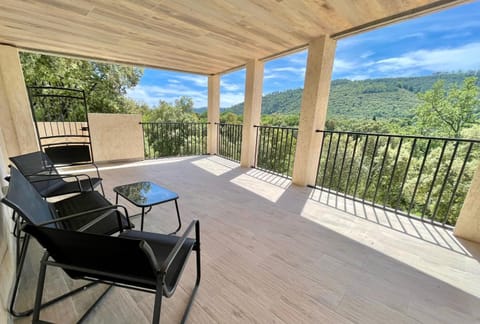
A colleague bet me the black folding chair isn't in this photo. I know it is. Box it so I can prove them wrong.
[1,167,132,317]
[24,219,200,324]
[9,150,104,198]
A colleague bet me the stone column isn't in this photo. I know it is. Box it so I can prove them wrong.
[240,59,264,167]
[454,162,480,243]
[207,74,220,154]
[292,36,336,186]
[0,45,38,160]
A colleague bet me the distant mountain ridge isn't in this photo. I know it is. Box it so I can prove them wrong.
[222,72,480,119]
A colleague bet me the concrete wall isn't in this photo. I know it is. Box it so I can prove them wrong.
[88,113,144,163]
[0,45,38,159]
[0,130,15,324]
[454,163,480,243]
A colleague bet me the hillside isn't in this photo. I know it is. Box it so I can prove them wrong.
[225,72,480,119]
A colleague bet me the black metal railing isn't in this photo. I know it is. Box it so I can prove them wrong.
[217,123,243,162]
[141,122,208,159]
[254,125,298,178]
[315,130,480,227]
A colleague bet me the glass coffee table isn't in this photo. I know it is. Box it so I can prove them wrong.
[114,181,182,233]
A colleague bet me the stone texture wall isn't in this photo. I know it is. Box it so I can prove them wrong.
[88,113,144,163]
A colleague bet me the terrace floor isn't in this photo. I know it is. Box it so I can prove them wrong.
[13,155,480,323]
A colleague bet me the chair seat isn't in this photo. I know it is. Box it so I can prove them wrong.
[39,177,102,197]
[54,191,131,234]
[120,230,196,292]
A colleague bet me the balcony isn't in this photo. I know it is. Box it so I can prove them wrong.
[12,155,480,323]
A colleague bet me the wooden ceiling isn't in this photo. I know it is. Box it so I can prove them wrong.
[0,0,468,75]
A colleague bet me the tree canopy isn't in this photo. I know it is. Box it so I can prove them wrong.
[415,77,479,137]
[20,52,143,114]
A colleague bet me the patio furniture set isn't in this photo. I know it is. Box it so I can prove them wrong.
[1,150,200,323]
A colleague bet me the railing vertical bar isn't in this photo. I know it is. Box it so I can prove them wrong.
[277,129,286,174]
[345,135,359,195]
[337,134,350,194]
[353,135,369,199]
[407,139,431,216]
[363,135,380,201]
[320,132,333,191]
[274,128,281,172]
[253,126,259,167]
[421,140,448,221]
[432,141,459,223]
[373,136,391,205]
[443,142,474,225]
[314,131,326,187]
[265,127,272,170]
[221,124,225,157]
[286,129,294,177]
[384,138,403,208]
[395,138,417,212]
[328,133,342,191]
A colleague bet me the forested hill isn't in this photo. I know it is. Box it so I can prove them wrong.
[225,72,480,119]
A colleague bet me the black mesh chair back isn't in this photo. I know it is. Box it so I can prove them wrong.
[23,220,201,323]
[45,144,92,166]
[10,150,104,198]
[23,225,157,287]
[2,167,57,228]
[1,166,131,317]
[9,151,63,196]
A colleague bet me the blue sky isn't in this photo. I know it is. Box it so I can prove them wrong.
[127,1,480,109]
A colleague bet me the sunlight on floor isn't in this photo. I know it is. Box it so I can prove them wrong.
[191,156,238,176]
[301,190,480,298]
[230,170,290,203]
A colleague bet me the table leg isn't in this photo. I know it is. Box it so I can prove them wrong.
[141,207,145,232]
[172,199,182,234]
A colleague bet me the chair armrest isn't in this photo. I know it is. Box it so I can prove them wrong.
[29,173,97,191]
[36,204,131,232]
[158,220,199,275]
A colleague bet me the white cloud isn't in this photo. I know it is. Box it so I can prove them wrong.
[376,42,480,73]
[126,84,208,108]
[220,92,245,107]
[221,80,241,91]
[271,66,306,75]
[333,58,356,73]
[175,75,208,87]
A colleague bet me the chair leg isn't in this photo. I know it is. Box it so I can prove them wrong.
[32,253,49,323]
[10,234,98,317]
[76,285,113,323]
[181,222,201,324]
[10,234,31,316]
[171,199,182,235]
[152,281,163,324]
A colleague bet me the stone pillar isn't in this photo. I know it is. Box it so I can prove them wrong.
[292,36,336,186]
[454,162,480,243]
[240,59,264,167]
[0,45,38,158]
[207,75,220,154]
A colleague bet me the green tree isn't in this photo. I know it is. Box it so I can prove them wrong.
[415,77,479,137]
[20,53,143,113]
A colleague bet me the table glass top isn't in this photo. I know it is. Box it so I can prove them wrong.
[113,181,178,207]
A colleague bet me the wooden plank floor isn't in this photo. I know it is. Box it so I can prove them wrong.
[12,155,480,323]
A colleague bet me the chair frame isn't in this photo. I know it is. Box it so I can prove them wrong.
[9,150,105,198]
[9,205,131,317]
[2,167,131,317]
[29,220,201,324]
